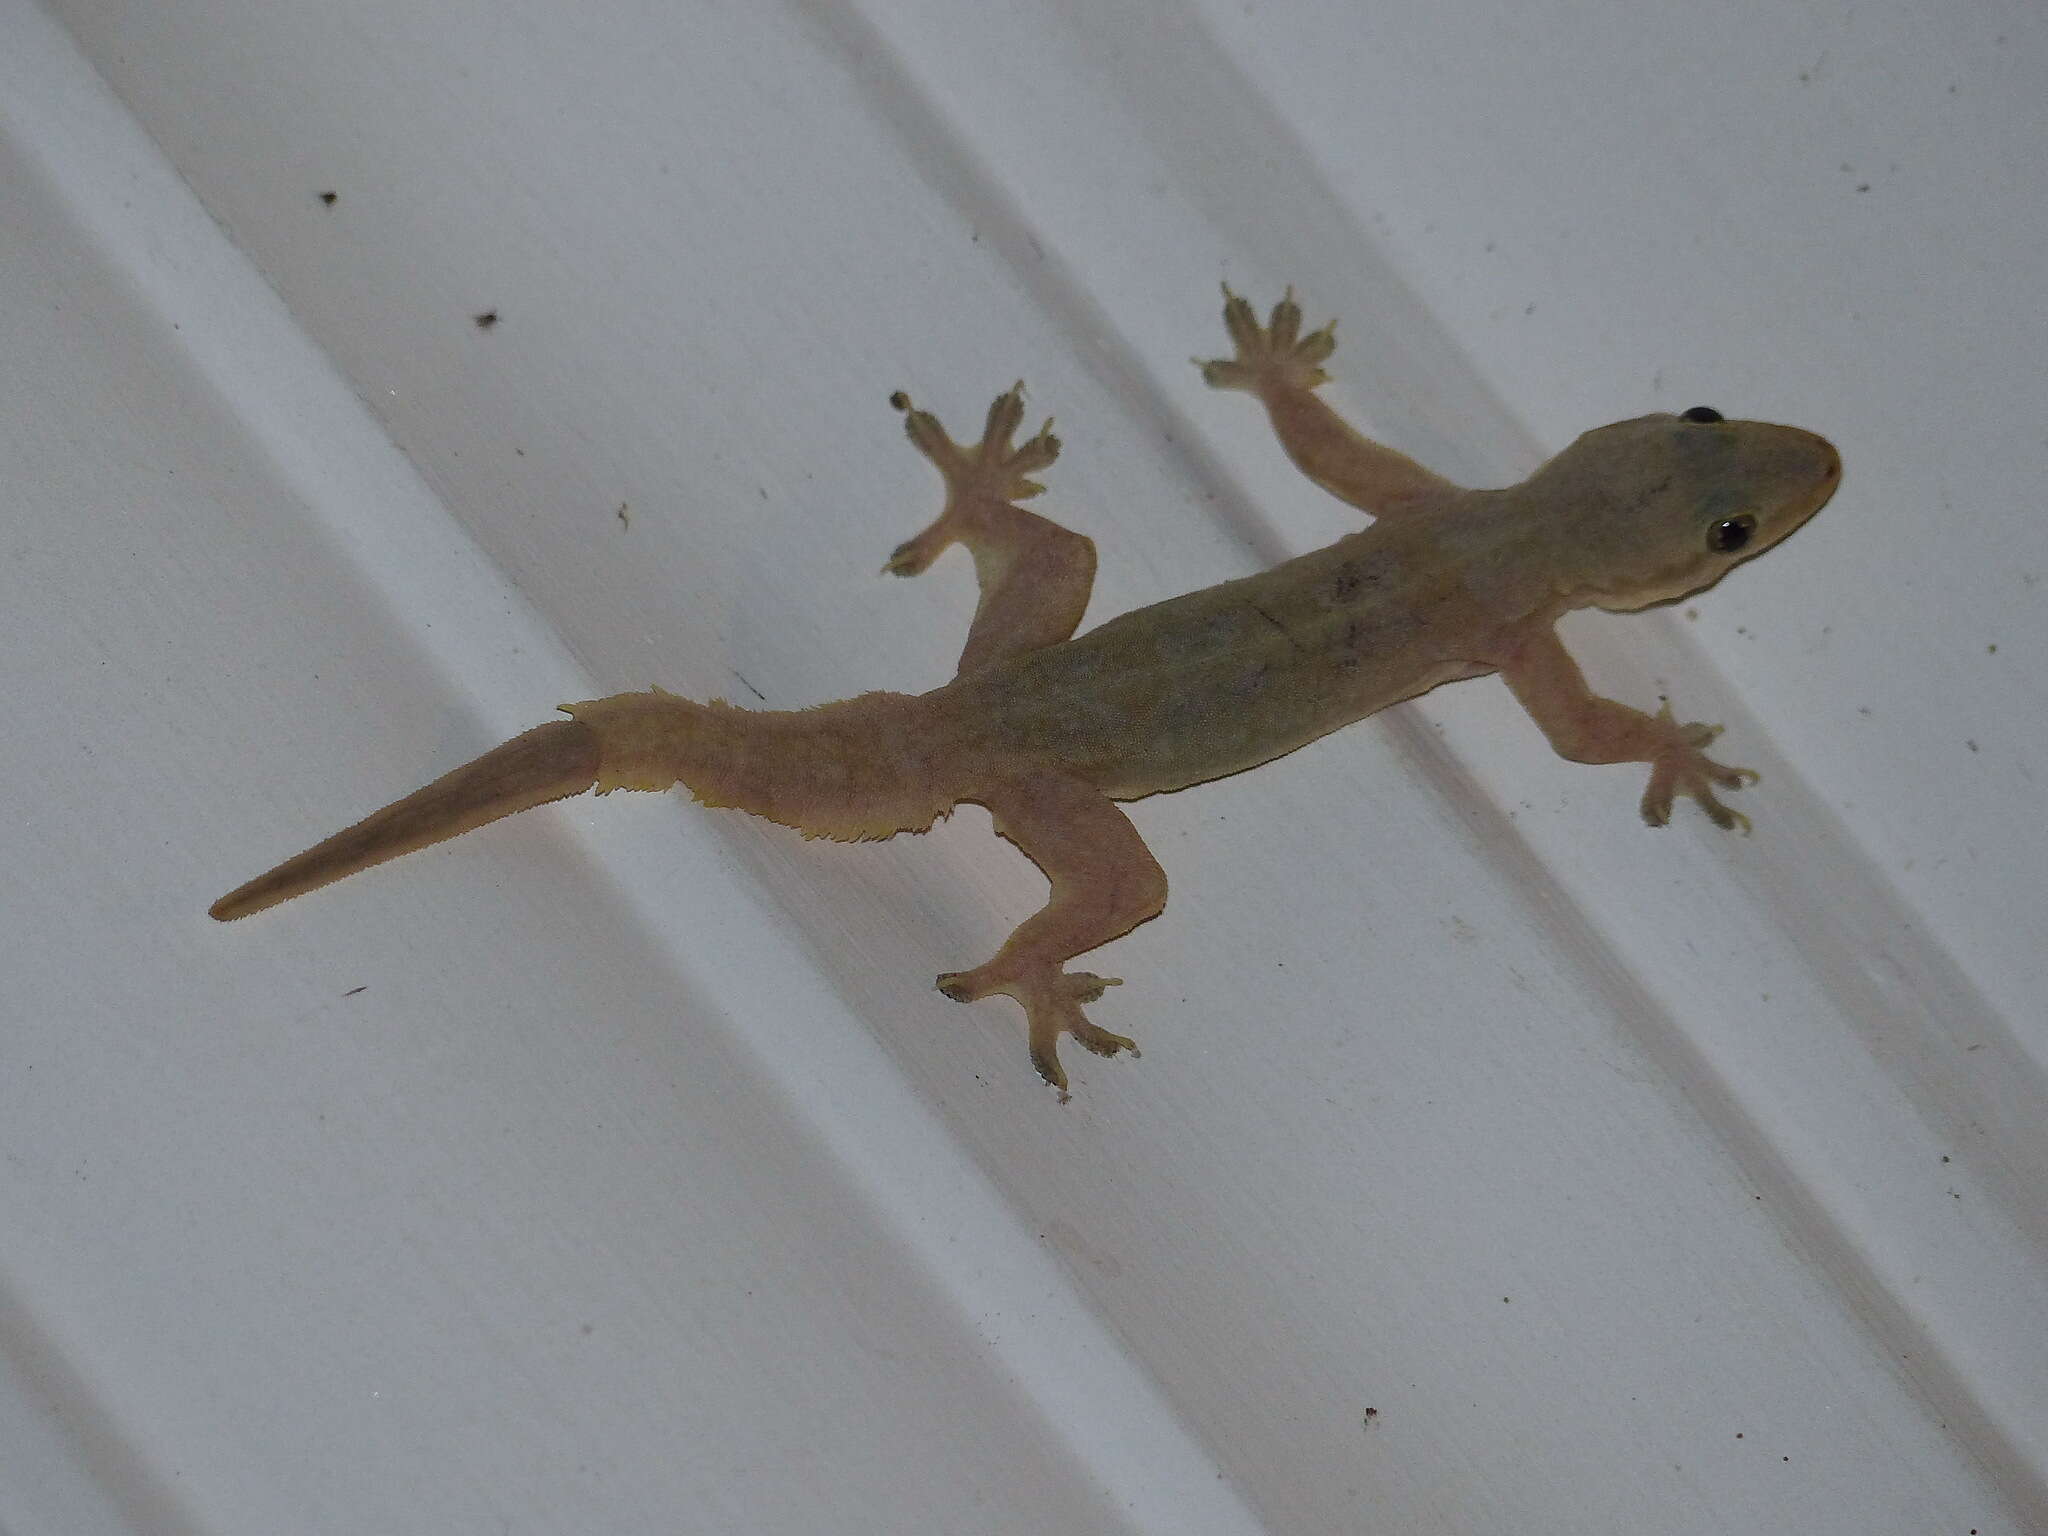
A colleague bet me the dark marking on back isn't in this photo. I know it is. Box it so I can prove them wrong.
[1249,603,1306,655]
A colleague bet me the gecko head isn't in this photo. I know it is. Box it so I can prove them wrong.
[1542,409,1841,611]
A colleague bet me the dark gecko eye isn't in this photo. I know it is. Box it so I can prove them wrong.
[1707,513,1756,553]
[1681,406,1724,423]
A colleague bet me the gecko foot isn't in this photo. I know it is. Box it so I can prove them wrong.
[937,963,1137,1099]
[1639,706,1759,833]
[1197,285,1337,395]
[885,383,1061,576]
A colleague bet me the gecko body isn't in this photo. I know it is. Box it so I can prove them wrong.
[213,292,1840,1092]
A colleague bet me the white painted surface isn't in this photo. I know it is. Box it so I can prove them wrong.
[3,0,2042,1531]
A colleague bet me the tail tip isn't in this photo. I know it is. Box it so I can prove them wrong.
[208,886,263,922]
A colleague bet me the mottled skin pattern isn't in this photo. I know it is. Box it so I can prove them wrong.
[213,290,1841,1095]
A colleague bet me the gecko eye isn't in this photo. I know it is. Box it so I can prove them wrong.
[1681,406,1724,424]
[1707,513,1756,553]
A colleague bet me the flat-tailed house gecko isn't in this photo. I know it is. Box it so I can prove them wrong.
[213,290,1840,1093]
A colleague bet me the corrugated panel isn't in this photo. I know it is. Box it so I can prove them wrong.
[3,0,2041,1530]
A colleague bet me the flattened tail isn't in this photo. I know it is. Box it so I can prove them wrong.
[208,719,601,921]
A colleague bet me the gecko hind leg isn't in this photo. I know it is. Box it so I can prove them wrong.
[885,384,1098,678]
[939,772,1168,1098]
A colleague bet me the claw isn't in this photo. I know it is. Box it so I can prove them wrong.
[888,383,1066,580]
[982,383,1026,452]
[937,966,1136,1096]
[1199,285,1336,394]
[1640,706,1757,832]
[1269,291,1301,350]
[1221,286,1261,353]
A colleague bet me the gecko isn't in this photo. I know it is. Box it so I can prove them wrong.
[212,289,1840,1094]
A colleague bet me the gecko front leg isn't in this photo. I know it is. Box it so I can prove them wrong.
[1494,625,1759,832]
[1199,286,1461,519]
[940,772,1168,1097]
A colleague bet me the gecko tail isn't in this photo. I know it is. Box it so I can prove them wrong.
[212,687,948,922]
[208,719,602,922]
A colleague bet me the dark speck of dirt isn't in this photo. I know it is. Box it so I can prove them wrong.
[474,310,499,329]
